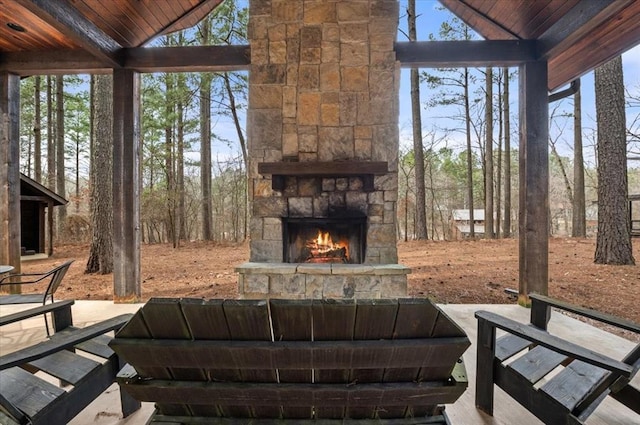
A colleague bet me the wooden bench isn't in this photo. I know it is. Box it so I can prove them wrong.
[475,294,640,425]
[0,260,74,336]
[110,298,470,424]
[0,307,141,424]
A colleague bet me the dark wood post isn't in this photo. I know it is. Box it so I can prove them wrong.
[475,315,496,415]
[112,69,141,302]
[518,60,549,304]
[47,200,54,256]
[0,72,22,280]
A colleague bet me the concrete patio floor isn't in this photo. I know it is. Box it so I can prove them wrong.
[1,301,638,425]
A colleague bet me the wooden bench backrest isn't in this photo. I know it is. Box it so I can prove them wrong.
[111,298,470,420]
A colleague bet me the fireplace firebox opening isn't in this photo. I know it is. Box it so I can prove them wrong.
[283,217,366,264]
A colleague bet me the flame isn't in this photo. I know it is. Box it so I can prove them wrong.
[306,230,349,261]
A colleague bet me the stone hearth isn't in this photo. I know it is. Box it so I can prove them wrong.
[238,0,409,299]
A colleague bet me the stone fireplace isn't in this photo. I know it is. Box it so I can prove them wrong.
[237,0,409,299]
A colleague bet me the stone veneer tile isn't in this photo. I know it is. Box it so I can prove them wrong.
[249,240,282,262]
[330,264,374,275]
[296,263,333,274]
[289,197,313,217]
[245,274,269,294]
[324,276,348,298]
[283,274,306,295]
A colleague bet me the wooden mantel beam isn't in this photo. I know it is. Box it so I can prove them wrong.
[14,0,123,68]
[395,40,537,68]
[0,45,251,76]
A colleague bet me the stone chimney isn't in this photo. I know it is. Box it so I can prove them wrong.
[238,0,409,299]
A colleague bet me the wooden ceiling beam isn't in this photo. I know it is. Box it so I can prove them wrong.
[14,0,124,68]
[0,50,108,75]
[395,40,536,68]
[124,45,250,73]
[0,45,250,75]
[538,0,637,60]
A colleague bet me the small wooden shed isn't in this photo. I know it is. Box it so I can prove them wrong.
[631,194,640,237]
[20,173,67,256]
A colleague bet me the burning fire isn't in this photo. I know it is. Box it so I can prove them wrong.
[306,230,349,262]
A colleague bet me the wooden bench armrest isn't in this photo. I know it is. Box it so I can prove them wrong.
[529,294,640,333]
[0,313,133,371]
[0,300,75,327]
[475,310,634,378]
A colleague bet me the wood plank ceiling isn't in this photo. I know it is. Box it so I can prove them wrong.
[0,0,639,90]
[0,0,223,51]
[439,0,640,90]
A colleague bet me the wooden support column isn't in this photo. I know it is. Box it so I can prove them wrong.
[0,72,21,280]
[518,60,549,304]
[112,69,141,302]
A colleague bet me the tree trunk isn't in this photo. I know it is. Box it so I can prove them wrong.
[484,67,494,238]
[594,56,635,265]
[496,69,503,238]
[47,76,55,190]
[86,75,113,274]
[56,76,67,234]
[200,74,213,240]
[200,17,213,241]
[223,73,248,240]
[34,76,42,183]
[177,73,186,241]
[408,0,427,239]
[164,74,177,247]
[464,68,475,237]
[503,67,511,238]
[572,84,587,237]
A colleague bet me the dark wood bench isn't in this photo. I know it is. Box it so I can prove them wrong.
[475,294,640,425]
[0,307,141,424]
[0,260,74,336]
[110,298,470,424]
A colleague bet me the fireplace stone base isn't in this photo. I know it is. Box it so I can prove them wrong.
[236,263,409,299]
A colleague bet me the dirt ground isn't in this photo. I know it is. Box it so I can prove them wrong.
[15,237,640,326]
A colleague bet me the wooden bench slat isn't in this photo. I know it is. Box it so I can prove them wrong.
[495,333,532,362]
[119,379,466,407]
[0,314,132,370]
[530,294,640,333]
[223,299,278,418]
[26,349,101,385]
[540,360,611,411]
[0,367,65,418]
[350,299,399,419]
[111,337,469,370]
[312,299,356,419]
[0,300,74,327]
[74,334,115,359]
[506,345,567,384]
[270,299,313,419]
[149,412,449,424]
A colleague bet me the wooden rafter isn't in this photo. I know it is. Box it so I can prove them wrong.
[14,0,123,68]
